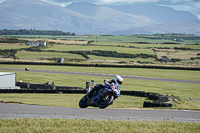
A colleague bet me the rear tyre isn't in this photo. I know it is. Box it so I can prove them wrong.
[79,95,88,108]
[99,92,114,109]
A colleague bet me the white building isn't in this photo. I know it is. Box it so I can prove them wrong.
[27,41,46,46]
[0,72,19,89]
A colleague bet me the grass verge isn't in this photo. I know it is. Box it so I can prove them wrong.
[1,64,200,81]
[0,64,200,110]
[0,119,199,133]
[0,94,144,109]
[0,94,199,110]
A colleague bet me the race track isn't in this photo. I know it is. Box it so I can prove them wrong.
[0,103,199,122]
[1,68,200,84]
[0,68,200,122]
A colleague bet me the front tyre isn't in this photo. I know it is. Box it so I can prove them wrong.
[79,95,88,108]
[99,93,114,109]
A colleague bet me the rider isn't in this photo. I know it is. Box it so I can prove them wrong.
[87,75,123,101]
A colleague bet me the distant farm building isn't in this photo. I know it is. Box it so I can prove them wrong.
[57,58,64,63]
[27,41,46,46]
[0,72,19,89]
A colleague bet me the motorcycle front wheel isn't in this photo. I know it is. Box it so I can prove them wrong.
[79,95,88,108]
[98,92,114,109]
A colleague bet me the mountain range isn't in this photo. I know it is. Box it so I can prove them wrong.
[0,0,200,35]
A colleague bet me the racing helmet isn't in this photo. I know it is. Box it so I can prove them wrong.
[115,75,123,85]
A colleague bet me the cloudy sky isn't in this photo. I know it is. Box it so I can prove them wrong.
[1,0,200,19]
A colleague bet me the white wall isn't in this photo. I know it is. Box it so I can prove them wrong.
[0,72,16,89]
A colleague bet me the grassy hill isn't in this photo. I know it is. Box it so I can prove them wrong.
[0,34,200,68]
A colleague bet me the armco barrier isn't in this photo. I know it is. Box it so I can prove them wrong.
[0,89,86,94]
[29,84,53,90]
[16,82,29,88]
[16,82,84,90]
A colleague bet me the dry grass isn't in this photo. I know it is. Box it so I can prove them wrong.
[156,49,200,59]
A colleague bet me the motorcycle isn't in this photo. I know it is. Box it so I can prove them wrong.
[79,83,120,109]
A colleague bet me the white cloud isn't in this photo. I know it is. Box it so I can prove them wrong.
[0,0,6,3]
[41,0,72,7]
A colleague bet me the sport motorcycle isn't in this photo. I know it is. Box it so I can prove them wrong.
[79,83,120,109]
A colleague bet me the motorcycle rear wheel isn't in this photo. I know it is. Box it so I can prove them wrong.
[79,95,88,108]
[99,92,114,109]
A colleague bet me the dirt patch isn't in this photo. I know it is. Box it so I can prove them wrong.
[0,58,50,62]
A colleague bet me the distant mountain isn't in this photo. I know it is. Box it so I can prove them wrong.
[66,2,159,30]
[0,0,107,34]
[0,0,200,35]
[110,21,200,35]
[66,2,200,35]
[106,3,199,24]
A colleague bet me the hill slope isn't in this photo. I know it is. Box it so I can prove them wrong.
[111,21,200,35]
[66,2,159,30]
[107,3,199,24]
[0,0,107,34]
[0,0,200,35]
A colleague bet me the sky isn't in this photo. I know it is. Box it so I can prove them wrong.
[1,0,200,19]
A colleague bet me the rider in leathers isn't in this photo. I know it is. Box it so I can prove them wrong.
[88,75,123,102]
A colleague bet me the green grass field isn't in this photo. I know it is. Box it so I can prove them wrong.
[17,51,85,60]
[1,64,199,81]
[0,119,199,133]
[1,35,200,66]
[88,55,156,62]
[0,43,30,50]
[1,34,200,132]
[0,35,200,110]
[0,64,200,110]
[2,34,200,44]
[0,94,145,108]
[0,93,199,110]
[44,44,155,55]
[94,41,182,48]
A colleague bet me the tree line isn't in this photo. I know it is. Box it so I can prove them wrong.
[0,29,76,36]
[0,37,27,43]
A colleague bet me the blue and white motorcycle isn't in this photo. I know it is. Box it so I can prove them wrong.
[79,84,120,109]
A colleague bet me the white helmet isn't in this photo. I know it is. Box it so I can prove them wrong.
[115,75,123,85]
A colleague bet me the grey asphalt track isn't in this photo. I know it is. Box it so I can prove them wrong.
[1,68,200,84]
[0,103,199,122]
